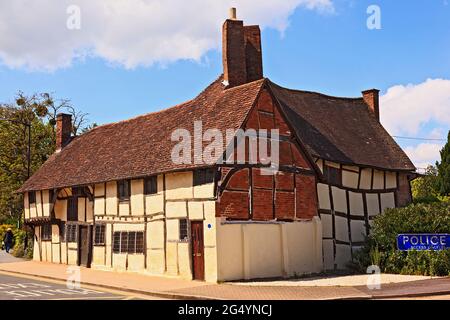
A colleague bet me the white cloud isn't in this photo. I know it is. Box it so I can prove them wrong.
[404,143,443,170]
[380,78,450,169]
[380,78,450,136]
[0,0,334,71]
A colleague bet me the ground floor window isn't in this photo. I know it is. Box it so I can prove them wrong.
[94,224,106,245]
[113,231,144,254]
[179,219,189,241]
[65,224,77,243]
[41,224,52,241]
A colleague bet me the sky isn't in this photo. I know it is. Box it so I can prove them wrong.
[0,0,449,171]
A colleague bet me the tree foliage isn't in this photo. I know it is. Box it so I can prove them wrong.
[352,202,450,276]
[436,130,450,196]
[411,165,441,203]
[0,92,91,224]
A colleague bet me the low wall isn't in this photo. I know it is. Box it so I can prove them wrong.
[215,218,323,281]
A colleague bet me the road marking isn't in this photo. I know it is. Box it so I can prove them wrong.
[0,270,166,300]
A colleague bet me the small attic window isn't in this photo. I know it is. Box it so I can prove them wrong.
[28,191,36,204]
[117,180,130,202]
[193,168,215,186]
[144,176,157,195]
[323,165,342,186]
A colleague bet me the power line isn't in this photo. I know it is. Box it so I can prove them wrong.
[392,136,446,142]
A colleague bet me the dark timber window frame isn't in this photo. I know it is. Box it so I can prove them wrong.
[41,223,52,241]
[193,168,215,186]
[179,218,189,242]
[94,224,106,246]
[112,231,144,254]
[117,180,131,202]
[67,197,78,221]
[59,222,66,241]
[144,176,158,195]
[65,224,77,243]
[323,165,342,186]
[28,191,36,204]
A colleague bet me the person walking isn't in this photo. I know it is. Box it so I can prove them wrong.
[3,228,14,253]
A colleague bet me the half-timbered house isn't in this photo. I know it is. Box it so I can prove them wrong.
[18,10,416,281]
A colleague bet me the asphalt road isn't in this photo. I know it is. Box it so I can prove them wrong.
[0,271,171,300]
[0,271,169,300]
[0,250,170,300]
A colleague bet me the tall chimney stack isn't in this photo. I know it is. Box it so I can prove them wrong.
[56,113,72,151]
[222,8,263,88]
[362,89,380,121]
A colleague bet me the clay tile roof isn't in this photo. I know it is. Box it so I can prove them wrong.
[18,76,265,192]
[19,76,415,193]
[268,80,415,171]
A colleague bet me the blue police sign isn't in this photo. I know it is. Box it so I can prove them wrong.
[397,234,450,251]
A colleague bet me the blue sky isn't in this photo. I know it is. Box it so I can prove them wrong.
[0,0,449,169]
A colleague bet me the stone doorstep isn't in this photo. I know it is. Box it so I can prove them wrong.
[0,262,448,300]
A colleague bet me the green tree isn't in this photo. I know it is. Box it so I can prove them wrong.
[436,130,450,196]
[411,165,439,203]
[0,92,91,224]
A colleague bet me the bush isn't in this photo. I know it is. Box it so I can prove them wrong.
[352,202,450,276]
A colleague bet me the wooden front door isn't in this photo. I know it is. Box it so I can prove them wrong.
[78,225,91,267]
[191,221,205,280]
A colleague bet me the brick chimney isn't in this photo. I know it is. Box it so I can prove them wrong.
[362,89,380,121]
[222,8,263,87]
[56,113,72,151]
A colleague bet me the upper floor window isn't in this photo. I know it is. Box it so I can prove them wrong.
[117,180,130,202]
[193,168,215,186]
[72,187,83,197]
[41,224,52,241]
[59,222,65,241]
[323,165,342,186]
[144,176,157,195]
[67,197,78,221]
[28,191,36,204]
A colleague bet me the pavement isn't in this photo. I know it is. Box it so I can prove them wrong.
[0,251,449,300]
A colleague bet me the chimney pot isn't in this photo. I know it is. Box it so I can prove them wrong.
[56,113,72,151]
[362,89,380,121]
[229,7,237,20]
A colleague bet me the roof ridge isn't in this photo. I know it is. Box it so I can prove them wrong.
[267,79,364,102]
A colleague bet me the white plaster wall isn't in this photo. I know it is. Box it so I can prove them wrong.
[366,194,380,216]
[348,191,364,216]
[386,172,397,189]
[342,170,358,189]
[380,192,395,212]
[350,220,366,243]
[321,214,333,239]
[106,182,118,215]
[331,187,347,213]
[165,172,193,200]
[373,170,384,190]
[216,219,323,281]
[317,183,330,210]
[360,168,372,190]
